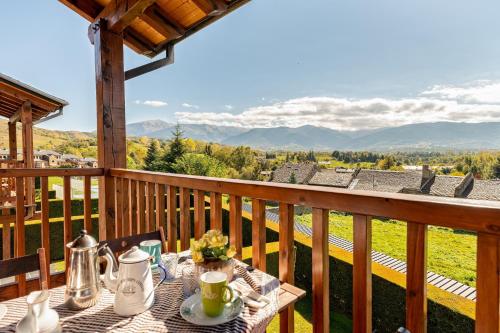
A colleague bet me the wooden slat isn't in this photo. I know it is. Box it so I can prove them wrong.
[167,185,177,252]
[179,188,191,251]
[210,192,222,230]
[93,18,126,241]
[155,183,165,231]
[229,195,242,260]
[37,248,48,290]
[8,122,16,161]
[129,179,138,235]
[251,199,266,272]
[312,208,329,333]
[278,283,306,312]
[15,177,26,297]
[137,181,146,233]
[63,176,72,273]
[146,182,155,232]
[115,177,124,237]
[476,233,500,333]
[40,177,51,288]
[122,177,130,236]
[353,214,372,333]
[97,0,157,33]
[279,202,295,333]
[83,176,92,233]
[406,222,428,333]
[193,189,206,239]
[109,168,500,235]
[0,271,65,301]
[1,210,11,260]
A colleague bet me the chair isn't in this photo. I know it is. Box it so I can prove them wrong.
[0,248,48,299]
[98,227,168,256]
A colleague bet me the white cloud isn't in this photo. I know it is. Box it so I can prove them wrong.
[224,105,233,110]
[175,81,500,131]
[134,100,168,107]
[182,103,199,109]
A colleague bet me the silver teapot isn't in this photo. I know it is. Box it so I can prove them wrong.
[64,230,101,309]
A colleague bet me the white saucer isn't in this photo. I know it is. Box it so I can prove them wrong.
[180,293,243,326]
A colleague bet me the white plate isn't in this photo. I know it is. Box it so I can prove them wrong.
[180,293,244,326]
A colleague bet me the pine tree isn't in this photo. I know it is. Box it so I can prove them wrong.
[143,139,160,171]
[285,152,290,163]
[162,123,186,172]
[289,172,297,184]
[204,143,213,156]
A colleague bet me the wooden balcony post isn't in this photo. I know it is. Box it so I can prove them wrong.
[40,177,51,287]
[114,177,123,237]
[312,207,329,333]
[156,183,166,231]
[137,181,146,233]
[92,18,126,241]
[20,102,34,208]
[129,179,138,235]
[63,176,72,272]
[15,177,26,296]
[406,222,428,333]
[476,233,500,333]
[252,199,266,271]
[279,203,295,333]
[83,176,92,233]
[353,214,372,333]
[229,195,242,260]
[146,182,155,232]
[167,185,178,252]
[8,121,17,161]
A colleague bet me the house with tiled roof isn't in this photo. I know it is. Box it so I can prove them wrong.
[309,168,359,188]
[270,162,318,184]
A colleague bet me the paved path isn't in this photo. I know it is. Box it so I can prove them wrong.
[241,203,477,301]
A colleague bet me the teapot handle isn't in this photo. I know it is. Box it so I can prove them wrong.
[144,261,168,304]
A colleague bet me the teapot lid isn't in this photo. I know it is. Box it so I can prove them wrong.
[119,246,150,264]
[68,230,98,249]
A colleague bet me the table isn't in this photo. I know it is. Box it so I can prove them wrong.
[0,255,280,332]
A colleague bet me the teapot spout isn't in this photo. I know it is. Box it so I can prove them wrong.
[99,245,118,292]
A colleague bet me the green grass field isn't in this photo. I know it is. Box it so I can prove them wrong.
[296,212,477,287]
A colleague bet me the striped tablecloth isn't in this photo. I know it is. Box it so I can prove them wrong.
[0,257,279,333]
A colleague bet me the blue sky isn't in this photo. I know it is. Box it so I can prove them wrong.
[2,0,500,131]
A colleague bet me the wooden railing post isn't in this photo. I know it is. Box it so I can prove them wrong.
[353,214,372,333]
[137,181,146,233]
[179,187,191,250]
[210,192,222,230]
[129,179,138,235]
[92,18,126,242]
[15,177,26,296]
[167,185,177,252]
[114,177,123,237]
[406,222,428,333]
[193,190,206,239]
[279,203,295,333]
[40,177,51,288]
[312,207,329,333]
[83,176,92,233]
[63,176,72,272]
[476,233,500,333]
[229,195,242,260]
[252,199,266,271]
[155,183,166,232]
[146,182,155,232]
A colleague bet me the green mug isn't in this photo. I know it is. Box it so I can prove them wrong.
[199,271,234,317]
[139,240,162,268]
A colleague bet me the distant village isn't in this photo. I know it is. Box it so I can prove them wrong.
[0,149,97,169]
[270,162,500,201]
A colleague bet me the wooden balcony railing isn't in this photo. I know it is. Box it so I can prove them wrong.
[1,167,500,332]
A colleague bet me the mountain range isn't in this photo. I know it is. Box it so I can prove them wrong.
[126,120,500,151]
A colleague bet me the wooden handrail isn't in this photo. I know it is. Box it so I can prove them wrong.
[110,168,500,235]
[0,168,104,177]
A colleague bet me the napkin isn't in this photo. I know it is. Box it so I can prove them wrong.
[233,265,271,309]
[234,265,262,293]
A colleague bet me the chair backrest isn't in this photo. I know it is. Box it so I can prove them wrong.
[98,227,167,255]
[0,248,48,298]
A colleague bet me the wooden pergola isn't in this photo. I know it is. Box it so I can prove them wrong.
[0,73,68,259]
[59,0,250,241]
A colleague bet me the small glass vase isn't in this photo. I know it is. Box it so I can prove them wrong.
[195,258,235,282]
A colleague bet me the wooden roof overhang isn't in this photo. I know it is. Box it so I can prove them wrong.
[59,0,250,59]
[0,73,69,124]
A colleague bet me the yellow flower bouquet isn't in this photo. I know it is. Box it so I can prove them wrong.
[190,229,237,263]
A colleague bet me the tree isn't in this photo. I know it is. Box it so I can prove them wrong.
[162,124,186,172]
[377,156,397,170]
[204,143,213,156]
[229,146,255,171]
[285,152,290,163]
[143,139,160,171]
[306,150,316,162]
[172,153,231,177]
[289,172,297,184]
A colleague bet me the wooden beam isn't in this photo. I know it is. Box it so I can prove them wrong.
[92,19,127,241]
[142,4,185,39]
[191,0,227,16]
[353,214,372,333]
[97,0,157,33]
[9,108,21,124]
[58,0,103,21]
[8,122,17,161]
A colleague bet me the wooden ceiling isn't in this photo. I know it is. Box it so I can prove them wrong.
[0,73,68,122]
[59,0,250,58]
